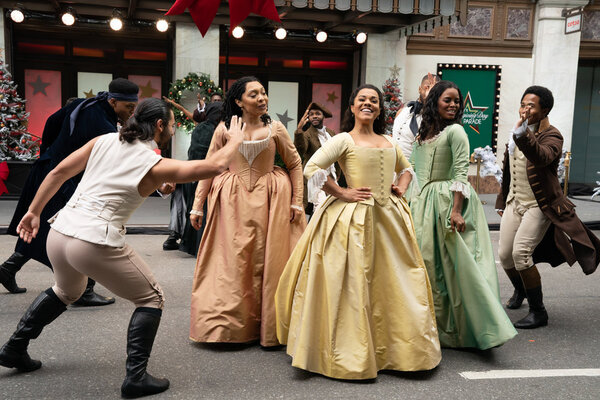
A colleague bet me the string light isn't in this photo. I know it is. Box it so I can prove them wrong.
[156,19,169,32]
[355,31,367,44]
[10,8,25,23]
[232,26,244,39]
[315,30,327,43]
[275,27,287,40]
[109,9,123,31]
[61,8,75,26]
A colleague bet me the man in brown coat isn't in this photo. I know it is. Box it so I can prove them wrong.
[294,102,337,215]
[496,86,600,329]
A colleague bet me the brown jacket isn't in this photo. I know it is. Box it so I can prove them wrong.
[496,118,600,275]
[294,125,338,210]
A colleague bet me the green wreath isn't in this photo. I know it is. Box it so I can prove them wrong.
[166,72,223,131]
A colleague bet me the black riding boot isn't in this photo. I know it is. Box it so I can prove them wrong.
[121,307,170,398]
[162,231,180,251]
[0,252,29,293]
[72,278,115,307]
[504,267,526,309]
[514,266,548,329]
[0,288,67,372]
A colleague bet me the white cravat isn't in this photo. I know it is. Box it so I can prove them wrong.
[316,126,336,181]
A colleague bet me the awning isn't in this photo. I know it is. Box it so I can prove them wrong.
[0,0,468,34]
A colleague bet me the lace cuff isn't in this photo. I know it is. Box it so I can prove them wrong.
[449,181,471,199]
[307,169,329,204]
[290,205,303,212]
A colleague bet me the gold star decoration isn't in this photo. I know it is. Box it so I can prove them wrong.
[139,80,158,98]
[389,64,401,79]
[84,89,95,98]
[326,91,338,104]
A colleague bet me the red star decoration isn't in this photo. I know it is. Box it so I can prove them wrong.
[166,0,281,37]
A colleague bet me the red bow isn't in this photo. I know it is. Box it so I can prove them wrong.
[166,0,281,37]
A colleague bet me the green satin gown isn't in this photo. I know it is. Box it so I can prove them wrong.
[410,124,517,349]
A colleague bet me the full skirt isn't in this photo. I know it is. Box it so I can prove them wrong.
[190,167,305,347]
[276,195,441,380]
[411,182,517,349]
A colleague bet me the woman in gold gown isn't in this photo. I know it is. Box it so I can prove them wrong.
[189,77,306,347]
[276,85,441,380]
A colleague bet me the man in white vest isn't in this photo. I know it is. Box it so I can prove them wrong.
[392,73,439,158]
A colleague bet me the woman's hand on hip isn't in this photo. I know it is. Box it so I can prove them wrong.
[337,187,372,203]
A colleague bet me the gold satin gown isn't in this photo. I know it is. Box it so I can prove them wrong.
[190,121,306,347]
[276,132,441,380]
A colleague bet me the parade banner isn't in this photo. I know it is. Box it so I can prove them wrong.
[267,81,298,139]
[437,64,501,151]
[312,83,342,134]
[128,75,162,99]
[77,72,113,99]
[24,69,62,139]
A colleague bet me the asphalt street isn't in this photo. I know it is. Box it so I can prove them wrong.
[1,232,600,400]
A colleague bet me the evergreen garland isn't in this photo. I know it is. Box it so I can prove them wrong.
[165,72,223,132]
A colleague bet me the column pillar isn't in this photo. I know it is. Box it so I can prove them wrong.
[532,0,586,148]
[171,23,220,160]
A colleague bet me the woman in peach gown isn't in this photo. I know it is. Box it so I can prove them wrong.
[189,76,306,347]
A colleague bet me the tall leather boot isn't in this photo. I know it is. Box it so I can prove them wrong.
[121,307,170,398]
[0,252,29,294]
[504,267,526,309]
[514,266,548,329]
[72,278,115,307]
[0,288,67,372]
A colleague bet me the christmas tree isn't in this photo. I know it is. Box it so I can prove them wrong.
[382,72,403,135]
[0,58,38,161]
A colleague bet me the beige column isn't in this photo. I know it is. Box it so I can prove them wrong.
[532,0,586,149]
[171,23,220,160]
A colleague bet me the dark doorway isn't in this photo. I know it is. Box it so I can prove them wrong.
[572,61,600,185]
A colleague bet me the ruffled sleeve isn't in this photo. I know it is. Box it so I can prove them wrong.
[191,123,227,211]
[272,121,304,207]
[304,133,348,202]
[448,124,471,199]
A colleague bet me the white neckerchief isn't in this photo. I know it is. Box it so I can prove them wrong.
[316,126,337,181]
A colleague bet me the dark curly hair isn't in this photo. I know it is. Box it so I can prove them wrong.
[521,85,554,114]
[418,80,464,143]
[223,76,271,128]
[120,98,171,143]
[340,84,386,135]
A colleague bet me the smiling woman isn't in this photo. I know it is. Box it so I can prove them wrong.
[410,80,517,350]
[275,84,442,380]
[188,76,306,348]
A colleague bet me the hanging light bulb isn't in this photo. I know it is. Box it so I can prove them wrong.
[110,17,123,31]
[61,8,76,26]
[275,27,287,40]
[156,19,169,32]
[232,26,244,39]
[355,32,367,44]
[10,8,25,23]
[109,9,123,31]
[315,30,327,43]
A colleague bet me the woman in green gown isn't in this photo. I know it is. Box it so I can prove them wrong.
[410,80,517,349]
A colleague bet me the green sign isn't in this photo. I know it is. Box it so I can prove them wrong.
[438,65,501,151]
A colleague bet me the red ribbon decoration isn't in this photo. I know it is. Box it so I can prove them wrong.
[166,0,281,37]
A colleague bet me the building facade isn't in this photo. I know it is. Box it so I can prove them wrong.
[0,0,597,185]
